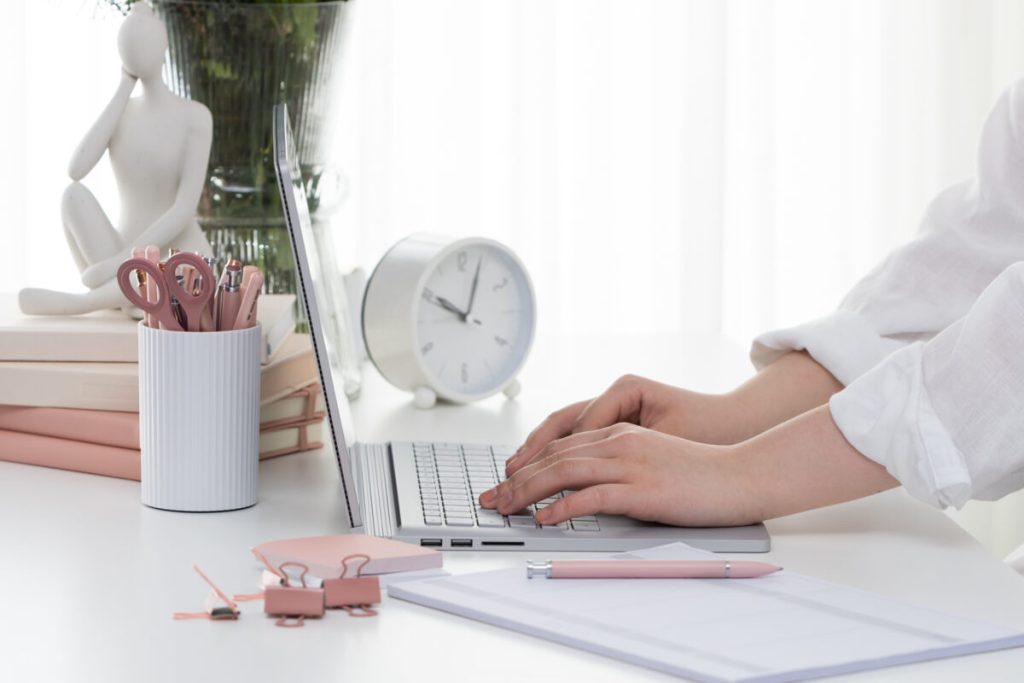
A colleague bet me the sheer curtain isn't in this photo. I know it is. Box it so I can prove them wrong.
[3,0,1024,553]
[332,0,1024,347]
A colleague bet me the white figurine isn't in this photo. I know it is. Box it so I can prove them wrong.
[19,2,213,316]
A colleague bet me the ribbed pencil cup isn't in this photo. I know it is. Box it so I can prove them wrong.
[138,323,261,512]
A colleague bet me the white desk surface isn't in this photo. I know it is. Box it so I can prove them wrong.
[1,332,1023,682]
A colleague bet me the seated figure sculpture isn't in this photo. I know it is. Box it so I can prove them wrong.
[19,2,213,316]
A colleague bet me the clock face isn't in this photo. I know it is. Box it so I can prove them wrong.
[414,242,535,399]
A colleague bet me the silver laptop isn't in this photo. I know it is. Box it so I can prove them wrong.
[273,104,770,552]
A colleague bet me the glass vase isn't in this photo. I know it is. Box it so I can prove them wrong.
[152,0,361,397]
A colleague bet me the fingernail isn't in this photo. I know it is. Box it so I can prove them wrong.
[535,508,550,523]
[479,489,496,505]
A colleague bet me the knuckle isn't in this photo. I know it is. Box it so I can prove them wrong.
[536,440,561,463]
[554,458,579,478]
[583,486,605,509]
[611,374,637,390]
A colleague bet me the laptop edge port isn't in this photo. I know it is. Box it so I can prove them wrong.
[420,538,442,547]
[451,539,473,548]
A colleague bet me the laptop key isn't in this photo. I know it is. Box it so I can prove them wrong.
[508,515,537,528]
[445,518,475,527]
[424,516,443,525]
[570,520,600,531]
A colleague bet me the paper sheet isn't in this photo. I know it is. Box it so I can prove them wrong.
[388,542,1024,683]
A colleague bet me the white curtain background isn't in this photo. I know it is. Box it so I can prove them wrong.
[2,0,1024,554]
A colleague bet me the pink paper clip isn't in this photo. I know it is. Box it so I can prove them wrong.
[173,565,240,622]
[263,562,324,628]
[323,554,380,617]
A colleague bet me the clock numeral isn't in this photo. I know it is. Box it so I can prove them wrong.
[460,362,469,384]
[457,251,468,272]
[421,342,434,355]
[494,336,508,347]
[492,277,509,292]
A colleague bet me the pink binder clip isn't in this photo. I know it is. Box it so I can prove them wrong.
[323,554,381,617]
[263,562,325,628]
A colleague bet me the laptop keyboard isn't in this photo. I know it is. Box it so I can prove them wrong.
[413,442,601,531]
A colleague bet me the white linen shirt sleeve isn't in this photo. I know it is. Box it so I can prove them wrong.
[829,262,1024,509]
[751,79,1024,386]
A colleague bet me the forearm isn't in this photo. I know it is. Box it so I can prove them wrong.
[731,404,898,521]
[68,72,137,180]
[711,351,843,444]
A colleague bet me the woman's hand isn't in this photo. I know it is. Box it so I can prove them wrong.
[482,424,758,528]
[505,375,735,477]
[481,406,898,528]
[506,353,845,477]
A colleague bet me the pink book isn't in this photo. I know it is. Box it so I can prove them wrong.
[0,383,324,450]
[0,406,139,450]
[0,430,140,480]
[0,420,324,481]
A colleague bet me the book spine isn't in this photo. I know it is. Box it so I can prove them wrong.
[0,406,139,450]
[0,365,138,412]
[0,430,140,480]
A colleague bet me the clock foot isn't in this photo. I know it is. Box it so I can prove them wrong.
[502,379,521,400]
[413,387,438,409]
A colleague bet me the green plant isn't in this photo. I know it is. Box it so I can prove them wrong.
[104,0,352,295]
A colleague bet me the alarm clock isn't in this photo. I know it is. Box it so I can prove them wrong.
[361,234,536,408]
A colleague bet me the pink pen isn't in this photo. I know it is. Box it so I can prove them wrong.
[232,270,263,331]
[144,245,161,328]
[525,559,781,579]
[215,260,243,331]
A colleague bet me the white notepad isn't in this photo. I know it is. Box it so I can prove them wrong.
[388,542,1024,683]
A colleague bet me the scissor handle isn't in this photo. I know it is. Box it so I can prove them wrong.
[164,252,216,332]
[117,259,183,332]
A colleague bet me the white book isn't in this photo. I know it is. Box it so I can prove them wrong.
[0,292,296,364]
[388,542,1024,683]
[0,333,315,412]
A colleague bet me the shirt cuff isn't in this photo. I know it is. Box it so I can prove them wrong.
[750,310,906,386]
[828,342,972,509]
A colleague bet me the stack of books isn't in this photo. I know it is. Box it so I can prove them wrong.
[0,294,325,481]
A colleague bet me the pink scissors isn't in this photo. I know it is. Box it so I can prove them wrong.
[117,252,216,332]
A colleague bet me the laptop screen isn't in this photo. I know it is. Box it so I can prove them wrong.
[272,103,361,529]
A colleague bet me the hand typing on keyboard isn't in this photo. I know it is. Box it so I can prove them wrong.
[479,424,759,528]
[414,443,601,531]
[479,360,899,527]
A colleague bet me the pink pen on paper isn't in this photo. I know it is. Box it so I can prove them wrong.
[525,559,781,579]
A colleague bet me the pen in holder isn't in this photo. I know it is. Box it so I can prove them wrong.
[138,322,261,511]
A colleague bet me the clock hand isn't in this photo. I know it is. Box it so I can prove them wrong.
[422,290,467,319]
[465,257,483,318]
[435,295,469,320]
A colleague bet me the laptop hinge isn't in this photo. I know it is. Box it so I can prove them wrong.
[353,442,398,538]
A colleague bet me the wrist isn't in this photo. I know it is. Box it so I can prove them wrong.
[717,441,765,524]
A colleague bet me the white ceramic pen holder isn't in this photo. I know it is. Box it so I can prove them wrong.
[138,323,261,512]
